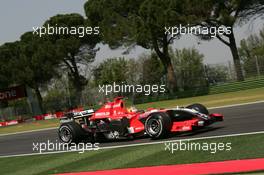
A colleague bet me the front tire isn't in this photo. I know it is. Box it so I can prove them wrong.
[58,122,85,144]
[145,112,172,139]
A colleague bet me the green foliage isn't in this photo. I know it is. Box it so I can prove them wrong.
[0,32,61,112]
[239,27,264,77]
[205,65,229,84]
[43,88,68,112]
[140,53,164,85]
[44,13,99,70]
[15,32,59,88]
[199,0,264,81]
[85,0,211,49]
[93,57,128,85]
[43,13,100,104]
[0,32,59,90]
[93,54,164,87]
[171,48,206,90]
[85,0,213,91]
[1,0,263,112]
[126,59,141,85]
[0,13,101,111]
[212,0,264,25]
[85,0,141,48]
[0,42,20,88]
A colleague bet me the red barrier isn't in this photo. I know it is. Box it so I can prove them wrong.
[6,120,19,126]
[33,115,45,121]
[31,106,84,122]
[58,158,264,175]
[55,111,64,118]
[68,107,84,113]
[0,122,7,127]
[0,120,20,127]
[43,113,55,120]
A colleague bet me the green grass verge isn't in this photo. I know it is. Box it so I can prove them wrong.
[0,119,59,135]
[136,87,264,109]
[135,77,264,103]
[209,77,264,94]
[0,133,264,175]
[1,87,264,135]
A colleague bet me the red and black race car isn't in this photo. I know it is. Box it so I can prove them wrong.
[58,97,223,144]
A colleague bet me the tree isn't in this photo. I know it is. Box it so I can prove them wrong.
[43,13,100,106]
[85,0,212,92]
[16,32,60,112]
[0,33,60,113]
[239,28,264,77]
[204,64,229,84]
[43,88,68,112]
[171,48,206,90]
[93,57,128,85]
[140,53,164,85]
[205,0,264,81]
[126,59,141,86]
[0,42,20,108]
[0,42,19,89]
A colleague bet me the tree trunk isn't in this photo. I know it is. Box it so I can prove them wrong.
[166,60,178,93]
[157,53,178,93]
[35,87,44,114]
[67,72,84,108]
[229,29,245,81]
[73,82,83,107]
[68,56,86,107]
[152,37,178,93]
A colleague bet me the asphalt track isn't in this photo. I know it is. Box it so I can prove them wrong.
[0,102,264,157]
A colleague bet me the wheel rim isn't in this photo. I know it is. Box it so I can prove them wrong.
[147,118,161,135]
[59,126,72,143]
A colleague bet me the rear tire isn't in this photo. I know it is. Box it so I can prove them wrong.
[186,103,209,115]
[58,122,85,144]
[145,112,172,139]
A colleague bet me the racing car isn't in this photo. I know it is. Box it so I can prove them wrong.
[58,97,223,144]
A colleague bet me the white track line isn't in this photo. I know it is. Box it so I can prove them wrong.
[101,131,264,150]
[208,100,264,110]
[1,130,264,158]
[1,100,264,137]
